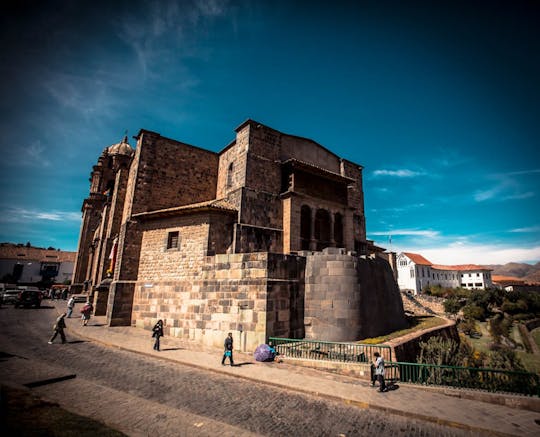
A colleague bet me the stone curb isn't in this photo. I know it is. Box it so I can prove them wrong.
[70,326,515,437]
[52,303,533,437]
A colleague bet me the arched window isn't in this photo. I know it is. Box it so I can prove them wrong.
[227,162,234,190]
[300,205,311,250]
[314,209,331,251]
[334,213,343,247]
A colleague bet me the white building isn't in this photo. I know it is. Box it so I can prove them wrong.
[0,243,76,285]
[396,252,493,295]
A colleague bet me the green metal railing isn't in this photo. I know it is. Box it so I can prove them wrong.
[268,337,539,396]
[269,337,392,363]
[386,361,540,396]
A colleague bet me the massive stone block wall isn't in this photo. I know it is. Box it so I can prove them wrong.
[304,249,362,341]
[303,249,408,341]
[244,123,281,194]
[137,214,214,280]
[356,256,408,337]
[216,139,247,201]
[240,188,282,230]
[131,131,219,215]
[266,254,306,338]
[131,251,305,351]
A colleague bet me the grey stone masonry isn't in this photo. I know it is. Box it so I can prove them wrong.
[304,248,407,341]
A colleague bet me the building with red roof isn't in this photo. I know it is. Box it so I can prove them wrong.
[396,252,493,294]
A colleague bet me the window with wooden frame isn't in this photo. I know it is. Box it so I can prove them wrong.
[166,231,179,250]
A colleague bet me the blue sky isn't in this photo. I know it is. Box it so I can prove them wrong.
[1,0,539,265]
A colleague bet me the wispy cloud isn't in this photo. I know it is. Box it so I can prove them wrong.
[4,140,52,168]
[0,208,80,224]
[25,141,51,167]
[406,243,540,265]
[504,169,540,177]
[372,169,425,178]
[504,192,534,200]
[370,203,425,214]
[474,170,536,202]
[369,229,440,238]
[509,225,540,233]
[118,0,230,79]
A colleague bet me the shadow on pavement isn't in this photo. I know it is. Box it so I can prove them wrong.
[232,362,254,367]
[67,340,86,344]
[161,347,183,351]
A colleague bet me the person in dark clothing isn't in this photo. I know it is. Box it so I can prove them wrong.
[221,332,234,366]
[152,319,164,351]
[48,313,67,344]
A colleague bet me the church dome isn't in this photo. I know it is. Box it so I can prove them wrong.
[107,135,134,156]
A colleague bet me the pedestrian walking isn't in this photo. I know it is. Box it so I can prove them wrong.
[66,296,75,318]
[152,319,164,351]
[373,351,387,392]
[48,313,67,344]
[80,300,93,326]
[221,332,234,366]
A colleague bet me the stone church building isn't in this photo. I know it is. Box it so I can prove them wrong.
[72,120,406,350]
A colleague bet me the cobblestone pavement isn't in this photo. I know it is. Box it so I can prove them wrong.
[0,303,537,436]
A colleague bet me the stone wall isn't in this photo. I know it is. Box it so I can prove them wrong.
[356,256,408,338]
[131,131,219,215]
[388,320,459,362]
[303,249,408,341]
[131,252,305,351]
[304,248,361,341]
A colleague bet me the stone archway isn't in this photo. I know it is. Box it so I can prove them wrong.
[300,205,312,250]
[334,212,343,248]
[314,209,331,251]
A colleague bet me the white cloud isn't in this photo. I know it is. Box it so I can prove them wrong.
[504,169,540,177]
[372,169,424,178]
[393,243,540,265]
[118,0,229,79]
[509,225,540,233]
[474,170,537,202]
[0,208,80,224]
[504,191,534,200]
[16,140,51,168]
[369,229,440,238]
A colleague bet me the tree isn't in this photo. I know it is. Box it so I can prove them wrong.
[417,336,462,366]
[484,346,525,372]
[444,296,462,316]
[462,304,486,321]
[488,314,513,343]
[459,318,478,336]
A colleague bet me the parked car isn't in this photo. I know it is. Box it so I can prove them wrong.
[1,289,20,305]
[14,290,43,308]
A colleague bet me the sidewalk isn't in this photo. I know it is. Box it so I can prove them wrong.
[58,302,540,437]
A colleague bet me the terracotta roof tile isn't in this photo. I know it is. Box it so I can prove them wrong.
[403,252,433,265]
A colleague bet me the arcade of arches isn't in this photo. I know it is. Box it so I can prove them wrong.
[300,205,344,251]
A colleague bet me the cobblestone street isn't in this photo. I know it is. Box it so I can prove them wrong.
[0,304,485,436]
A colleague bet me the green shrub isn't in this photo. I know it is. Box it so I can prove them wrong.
[444,296,463,315]
[462,304,486,321]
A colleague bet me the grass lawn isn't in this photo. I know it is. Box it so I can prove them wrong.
[517,350,540,374]
[358,316,448,344]
[463,322,540,374]
[464,321,491,353]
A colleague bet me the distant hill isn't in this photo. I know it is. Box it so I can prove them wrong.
[487,262,540,283]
